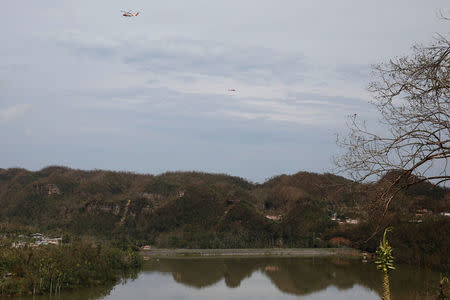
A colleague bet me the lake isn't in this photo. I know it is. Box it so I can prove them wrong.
[15,256,442,299]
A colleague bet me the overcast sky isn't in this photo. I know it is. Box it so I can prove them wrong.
[1,1,448,182]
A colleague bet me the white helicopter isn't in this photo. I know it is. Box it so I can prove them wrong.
[121,10,139,17]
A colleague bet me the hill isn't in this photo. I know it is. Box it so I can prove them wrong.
[0,166,449,270]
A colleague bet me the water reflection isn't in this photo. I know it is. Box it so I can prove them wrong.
[12,284,115,300]
[15,257,441,299]
[143,257,440,299]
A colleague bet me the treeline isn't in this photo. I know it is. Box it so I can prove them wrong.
[0,241,142,296]
[0,166,449,272]
[142,195,336,249]
[328,215,450,272]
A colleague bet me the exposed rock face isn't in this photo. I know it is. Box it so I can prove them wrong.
[33,183,61,195]
[113,205,120,216]
[141,192,167,209]
[141,192,164,201]
[83,202,121,216]
[120,199,132,225]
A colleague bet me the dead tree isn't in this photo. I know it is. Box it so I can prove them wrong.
[335,31,449,230]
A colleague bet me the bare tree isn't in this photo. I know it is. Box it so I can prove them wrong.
[335,30,449,220]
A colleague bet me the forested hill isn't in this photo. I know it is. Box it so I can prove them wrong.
[0,167,345,243]
[0,166,449,270]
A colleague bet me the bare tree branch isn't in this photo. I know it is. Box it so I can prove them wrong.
[334,31,449,238]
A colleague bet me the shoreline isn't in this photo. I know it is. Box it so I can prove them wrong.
[139,248,361,258]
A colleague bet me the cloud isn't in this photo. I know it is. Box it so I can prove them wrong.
[57,34,311,86]
[215,97,365,126]
[334,63,372,82]
[0,104,30,122]
[66,83,372,129]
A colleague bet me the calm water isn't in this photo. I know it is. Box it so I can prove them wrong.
[15,257,441,299]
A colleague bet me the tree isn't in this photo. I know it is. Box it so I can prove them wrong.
[335,29,449,217]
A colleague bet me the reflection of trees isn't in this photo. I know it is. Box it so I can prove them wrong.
[14,270,139,300]
[143,258,258,288]
[144,257,440,298]
[13,283,116,300]
[264,257,380,295]
[222,259,260,288]
[389,265,441,300]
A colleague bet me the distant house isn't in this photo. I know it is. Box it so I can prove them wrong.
[30,234,62,246]
[265,215,282,221]
[31,233,43,239]
[36,240,49,246]
[345,218,359,225]
[46,238,62,245]
[12,241,27,248]
[141,245,152,250]
[332,214,359,225]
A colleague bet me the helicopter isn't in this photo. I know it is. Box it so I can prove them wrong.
[121,10,139,17]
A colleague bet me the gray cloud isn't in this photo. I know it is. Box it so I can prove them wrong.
[58,34,310,86]
[334,63,372,82]
[1,0,448,181]
[0,104,31,123]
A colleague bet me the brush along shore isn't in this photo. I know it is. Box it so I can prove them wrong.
[139,248,362,258]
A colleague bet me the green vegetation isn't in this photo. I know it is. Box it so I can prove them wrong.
[439,274,449,300]
[375,227,395,273]
[0,240,142,296]
[0,166,449,272]
[375,227,395,300]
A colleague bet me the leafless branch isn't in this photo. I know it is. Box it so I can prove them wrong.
[335,32,450,239]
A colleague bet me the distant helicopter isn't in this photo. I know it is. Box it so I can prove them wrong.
[121,10,139,17]
[228,89,236,92]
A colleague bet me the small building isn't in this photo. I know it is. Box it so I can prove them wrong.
[345,218,359,225]
[35,240,49,246]
[265,215,282,221]
[11,241,26,248]
[31,233,43,239]
[46,238,62,245]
